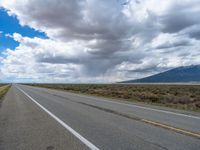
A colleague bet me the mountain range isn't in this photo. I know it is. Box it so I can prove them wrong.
[122,65,200,83]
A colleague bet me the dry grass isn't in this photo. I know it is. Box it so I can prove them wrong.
[0,85,10,100]
[29,84,200,112]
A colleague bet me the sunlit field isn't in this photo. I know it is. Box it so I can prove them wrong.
[30,84,200,112]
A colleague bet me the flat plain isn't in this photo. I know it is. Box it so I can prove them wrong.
[29,84,200,112]
[1,84,200,150]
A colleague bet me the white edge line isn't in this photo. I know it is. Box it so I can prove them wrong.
[27,85,200,120]
[16,86,100,150]
[102,99,200,120]
[58,89,200,120]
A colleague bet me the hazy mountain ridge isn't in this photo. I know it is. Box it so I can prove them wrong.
[122,65,200,83]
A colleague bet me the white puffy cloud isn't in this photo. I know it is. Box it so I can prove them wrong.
[0,0,200,82]
[1,33,83,82]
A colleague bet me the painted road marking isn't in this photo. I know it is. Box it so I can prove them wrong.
[18,85,200,139]
[27,85,200,120]
[142,119,200,139]
[16,86,100,150]
[107,100,200,120]
[60,90,200,120]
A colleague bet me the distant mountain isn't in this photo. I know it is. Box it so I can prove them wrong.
[122,65,200,83]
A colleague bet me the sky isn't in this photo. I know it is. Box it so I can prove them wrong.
[0,0,200,83]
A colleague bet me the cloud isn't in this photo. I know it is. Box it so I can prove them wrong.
[0,33,143,81]
[4,33,12,38]
[0,0,200,82]
[151,33,192,49]
[160,1,200,33]
[181,25,200,40]
[0,31,3,38]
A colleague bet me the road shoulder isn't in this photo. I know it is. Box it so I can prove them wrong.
[0,86,88,150]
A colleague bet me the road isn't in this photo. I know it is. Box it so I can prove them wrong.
[0,84,200,150]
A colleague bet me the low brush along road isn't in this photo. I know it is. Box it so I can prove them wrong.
[0,84,200,150]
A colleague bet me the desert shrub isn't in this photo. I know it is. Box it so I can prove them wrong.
[29,84,200,111]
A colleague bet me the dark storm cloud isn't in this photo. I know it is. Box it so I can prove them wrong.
[127,66,158,73]
[189,31,200,40]
[36,48,144,76]
[161,13,197,33]
[2,0,142,57]
[1,0,200,82]
[183,25,200,40]
[155,39,191,49]
[87,39,132,55]
[160,1,200,33]
[36,55,81,64]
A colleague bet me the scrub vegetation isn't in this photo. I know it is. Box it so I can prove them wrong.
[30,84,200,112]
[0,84,10,100]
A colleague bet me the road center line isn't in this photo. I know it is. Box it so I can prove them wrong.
[16,86,100,150]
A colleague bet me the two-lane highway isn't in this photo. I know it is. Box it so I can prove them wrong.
[1,84,200,150]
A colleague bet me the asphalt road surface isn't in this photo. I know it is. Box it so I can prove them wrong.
[0,84,200,150]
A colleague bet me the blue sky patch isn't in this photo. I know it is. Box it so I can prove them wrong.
[0,8,47,52]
